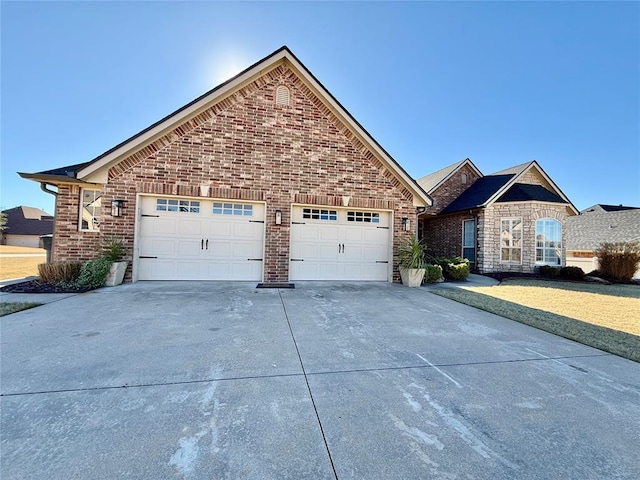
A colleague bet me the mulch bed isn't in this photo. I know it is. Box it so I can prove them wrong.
[0,280,96,294]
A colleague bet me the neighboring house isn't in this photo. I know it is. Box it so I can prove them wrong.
[19,46,431,284]
[0,206,54,248]
[417,158,578,274]
[566,204,640,277]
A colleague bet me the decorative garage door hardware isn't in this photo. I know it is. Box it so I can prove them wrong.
[138,197,265,281]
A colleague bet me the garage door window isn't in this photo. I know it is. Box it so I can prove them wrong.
[156,199,200,213]
[303,208,337,221]
[213,202,253,216]
[347,211,380,223]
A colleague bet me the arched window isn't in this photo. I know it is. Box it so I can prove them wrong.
[535,218,562,265]
[275,85,290,106]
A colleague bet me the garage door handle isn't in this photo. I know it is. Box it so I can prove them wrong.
[206,239,209,250]
[290,259,304,262]
[376,261,389,263]
[142,214,160,218]
[201,239,204,250]
[247,258,263,261]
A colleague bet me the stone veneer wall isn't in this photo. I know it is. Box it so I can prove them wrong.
[477,203,570,273]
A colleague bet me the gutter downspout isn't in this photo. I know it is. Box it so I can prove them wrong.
[40,183,58,263]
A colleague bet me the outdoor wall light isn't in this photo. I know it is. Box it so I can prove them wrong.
[111,200,124,217]
[275,209,282,225]
[402,217,411,232]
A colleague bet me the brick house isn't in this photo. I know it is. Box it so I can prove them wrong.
[19,46,431,284]
[417,158,578,273]
[1,206,54,248]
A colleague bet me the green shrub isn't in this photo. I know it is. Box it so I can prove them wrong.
[539,265,560,278]
[434,256,470,280]
[559,266,585,280]
[38,262,83,284]
[398,235,427,270]
[102,236,126,262]
[595,242,640,282]
[74,258,113,288]
[447,262,470,280]
[425,264,444,283]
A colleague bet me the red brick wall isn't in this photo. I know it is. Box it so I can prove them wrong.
[423,163,481,215]
[52,185,100,262]
[421,212,475,261]
[53,66,416,282]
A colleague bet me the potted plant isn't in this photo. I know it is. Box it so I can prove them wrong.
[103,237,128,287]
[398,235,427,287]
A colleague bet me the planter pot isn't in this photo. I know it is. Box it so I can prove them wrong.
[105,261,128,287]
[399,267,426,287]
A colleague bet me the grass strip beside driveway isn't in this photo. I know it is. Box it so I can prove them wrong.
[0,302,42,317]
[433,288,640,363]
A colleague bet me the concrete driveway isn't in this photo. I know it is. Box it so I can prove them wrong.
[1,282,639,479]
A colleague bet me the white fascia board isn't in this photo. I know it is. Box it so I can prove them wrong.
[77,50,290,181]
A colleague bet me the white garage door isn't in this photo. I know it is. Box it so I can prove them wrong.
[289,206,391,281]
[137,196,265,281]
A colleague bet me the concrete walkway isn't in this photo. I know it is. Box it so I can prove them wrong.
[1,281,638,479]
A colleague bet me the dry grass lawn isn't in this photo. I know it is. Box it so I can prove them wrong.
[465,279,640,336]
[0,246,46,281]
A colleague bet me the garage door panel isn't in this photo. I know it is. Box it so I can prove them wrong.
[138,197,264,281]
[289,207,391,281]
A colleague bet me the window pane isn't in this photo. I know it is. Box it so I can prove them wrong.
[501,248,510,261]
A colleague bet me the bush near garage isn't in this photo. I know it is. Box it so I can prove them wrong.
[38,262,83,284]
[424,264,444,283]
[595,241,640,282]
[434,256,470,281]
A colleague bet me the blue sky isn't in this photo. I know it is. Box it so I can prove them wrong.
[2,1,638,214]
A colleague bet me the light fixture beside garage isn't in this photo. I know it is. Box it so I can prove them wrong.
[402,217,411,231]
[111,199,124,217]
[275,209,282,225]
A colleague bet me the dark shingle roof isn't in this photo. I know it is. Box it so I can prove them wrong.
[439,175,514,214]
[566,210,640,250]
[581,204,639,213]
[497,184,566,204]
[2,206,54,236]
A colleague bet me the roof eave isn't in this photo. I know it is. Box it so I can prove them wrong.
[18,172,99,186]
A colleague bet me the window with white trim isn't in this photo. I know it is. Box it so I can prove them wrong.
[347,211,380,223]
[536,218,562,265]
[462,219,475,262]
[500,218,522,263]
[156,199,200,213]
[80,189,101,231]
[302,208,337,221]
[212,202,253,216]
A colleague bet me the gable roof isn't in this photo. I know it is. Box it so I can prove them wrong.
[1,206,54,236]
[433,160,578,215]
[566,209,640,250]
[416,158,482,194]
[19,46,431,207]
